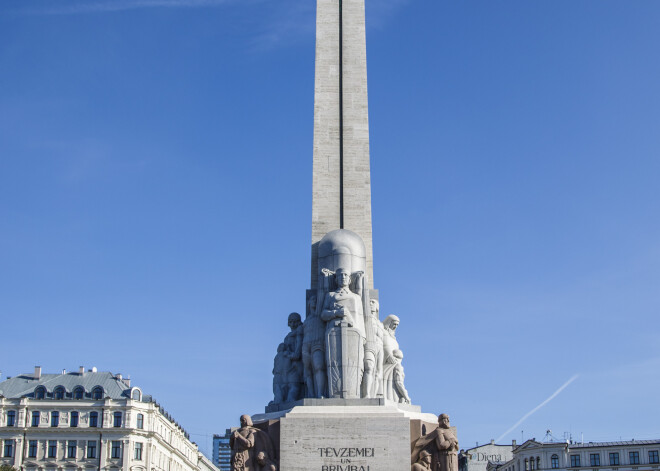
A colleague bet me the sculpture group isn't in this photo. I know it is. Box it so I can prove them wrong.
[270,230,410,404]
[229,415,278,471]
[411,414,460,471]
[229,412,459,471]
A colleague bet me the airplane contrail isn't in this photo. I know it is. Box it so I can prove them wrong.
[496,374,579,443]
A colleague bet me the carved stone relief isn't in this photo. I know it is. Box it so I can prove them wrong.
[411,414,459,471]
[230,415,277,471]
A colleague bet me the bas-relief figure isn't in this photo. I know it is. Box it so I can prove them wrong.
[283,312,304,402]
[230,415,276,471]
[320,268,366,338]
[411,414,459,471]
[382,315,411,404]
[270,343,289,405]
[320,268,366,398]
[256,451,278,471]
[363,298,384,398]
[412,450,433,471]
[302,294,326,398]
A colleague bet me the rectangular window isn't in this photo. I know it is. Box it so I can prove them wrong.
[7,411,16,427]
[113,412,122,427]
[87,441,97,459]
[67,440,77,459]
[28,440,38,458]
[32,411,40,427]
[51,411,60,427]
[134,443,143,461]
[48,440,57,458]
[590,454,601,467]
[630,452,640,465]
[71,411,79,427]
[89,412,98,427]
[4,440,14,458]
[650,451,659,465]
[609,453,619,466]
[137,413,144,429]
[571,455,581,467]
[111,441,122,459]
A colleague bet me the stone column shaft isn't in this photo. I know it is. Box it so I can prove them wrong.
[311,0,374,289]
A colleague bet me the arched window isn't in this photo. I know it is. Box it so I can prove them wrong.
[525,459,529,471]
[552,455,559,469]
[530,458,535,470]
[132,389,141,401]
[92,386,104,400]
[113,411,122,427]
[73,386,85,399]
[89,411,99,428]
[35,386,46,399]
[54,386,65,399]
[537,458,541,470]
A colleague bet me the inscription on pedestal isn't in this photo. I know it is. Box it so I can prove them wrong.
[319,447,375,471]
[280,406,411,471]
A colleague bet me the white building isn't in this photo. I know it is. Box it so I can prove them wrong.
[488,439,660,471]
[460,441,516,471]
[0,367,218,471]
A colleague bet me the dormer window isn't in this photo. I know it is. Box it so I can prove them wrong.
[54,386,65,400]
[92,386,104,400]
[35,386,46,399]
[131,389,141,401]
[73,386,84,399]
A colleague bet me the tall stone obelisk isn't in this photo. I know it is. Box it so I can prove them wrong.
[250,3,453,470]
[311,0,373,290]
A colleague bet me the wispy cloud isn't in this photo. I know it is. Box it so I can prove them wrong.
[496,374,580,443]
[14,0,237,16]
[248,0,315,52]
[367,0,412,30]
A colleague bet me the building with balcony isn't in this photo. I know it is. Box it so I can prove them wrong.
[0,367,218,471]
[211,432,231,471]
[488,438,660,471]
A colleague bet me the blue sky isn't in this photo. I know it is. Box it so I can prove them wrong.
[1,0,659,456]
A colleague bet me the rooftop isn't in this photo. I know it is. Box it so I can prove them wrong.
[0,366,191,440]
[0,367,142,401]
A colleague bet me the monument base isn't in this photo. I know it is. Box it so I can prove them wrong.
[253,400,437,471]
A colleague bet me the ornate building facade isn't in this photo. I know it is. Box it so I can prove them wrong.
[488,439,660,471]
[0,367,218,471]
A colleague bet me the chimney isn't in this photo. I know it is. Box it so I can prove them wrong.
[79,366,85,375]
[512,440,517,447]
[125,376,131,387]
[62,369,67,375]
[491,439,495,445]
[91,367,97,373]
[117,373,123,381]
[34,366,42,380]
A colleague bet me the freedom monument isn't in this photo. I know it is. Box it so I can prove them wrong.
[229,1,459,470]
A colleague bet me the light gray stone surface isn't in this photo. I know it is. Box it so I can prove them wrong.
[312,0,373,290]
[279,404,425,471]
[260,398,424,418]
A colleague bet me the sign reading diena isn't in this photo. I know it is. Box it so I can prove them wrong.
[318,448,375,471]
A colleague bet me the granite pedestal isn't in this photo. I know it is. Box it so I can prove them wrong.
[254,400,437,471]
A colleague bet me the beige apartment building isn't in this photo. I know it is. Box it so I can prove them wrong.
[0,367,218,471]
